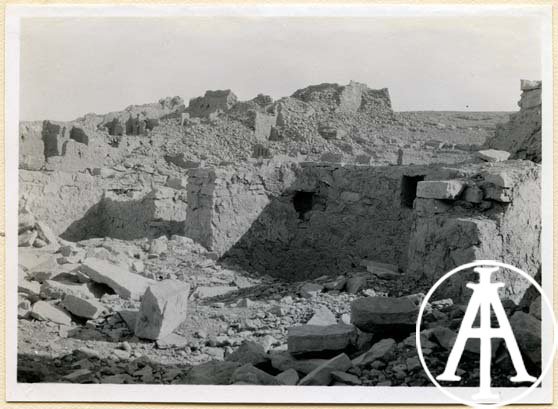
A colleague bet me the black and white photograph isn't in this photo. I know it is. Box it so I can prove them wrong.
[5,4,554,405]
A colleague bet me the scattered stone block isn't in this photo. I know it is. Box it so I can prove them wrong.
[62,294,105,319]
[430,327,457,350]
[299,283,323,298]
[345,275,367,294]
[31,301,72,325]
[135,280,190,340]
[183,360,241,385]
[80,258,155,300]
[19,230,38,247]
[149,237,168,255]
[352,338,396,367]
[40,279,96,300]
[288,324,356,355]
[232,364,281,385]
[118,309,139,330]
[63,368,93,382]
[276,368,299,385]
[416,180,465,200]
[351,296,419,332]
[298,353,352,386]
[35,221,59,246]
[307,306,337,326]
[478,149,511,162]
[18,296,32,319]
[270,351,327,374]
[331,370,361,385]
[192,286,237,299]
[225,341,267,365]
[156,333,188,349]
[18,277,41,299]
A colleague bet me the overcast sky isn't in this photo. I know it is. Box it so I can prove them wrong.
[20,16,542,121]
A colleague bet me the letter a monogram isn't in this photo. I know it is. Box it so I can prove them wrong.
[436,266,536,401]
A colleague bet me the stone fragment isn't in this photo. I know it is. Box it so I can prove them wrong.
[237,298,255,308]
[135,280,190,340]
[352,338,396,367]
[478,149,511,162]
[149,237,168,255]
[324,276,347,291]
[298,353,352,386]
[18,296,32,319]
[483,185,512,202]
[225,341,267,365]
[18,277,41,298]
[183,360,241,385]
[192,286,237,299]
[231,364,281,385]
[276,368,299,385]
[351,296,419,332]
[406,357,421,372]
[31,301,72,325]
[40,279,96,300]
[270,351,327,374]
[63,368,93,382]
[118,309,139,331]
[299,283,323,298]
[19,212,36,233]
[288,324,356,355]
[19,230,38,247]
[416,180,465,200]
[35,221,59,246]
[430,327,457,350]
[345,275,367,294]
[331,370,362,385]
[62,294,105,319]
[510,311,541,365]
[156,333,189,349]
[80,258,155,300]
[307,306,337,326]
[483,172,514,188]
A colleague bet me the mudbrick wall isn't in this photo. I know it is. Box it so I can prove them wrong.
[185,159,540,298]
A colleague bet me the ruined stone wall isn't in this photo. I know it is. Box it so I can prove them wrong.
[19,122,45,170]
[186,161,446,280]
[406,160,541,302]
[188,90,238,119]
[485,80,541,162]
[20,169,185,241]
[101,187,187,240]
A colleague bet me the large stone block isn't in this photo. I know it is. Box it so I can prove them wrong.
[351,296,418,332]
[287,324,356,355]
[79,258,155,300]
[298,353,352,386]
[416,180,465,200]
[134,280,190,340]
[31,301,72,325]
[62,294,105,319]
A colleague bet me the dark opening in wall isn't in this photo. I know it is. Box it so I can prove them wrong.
[70,127,89,145]
[401,175,425,208]
[292,191,315,219]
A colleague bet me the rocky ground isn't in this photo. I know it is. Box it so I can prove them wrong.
[17,222,542,387]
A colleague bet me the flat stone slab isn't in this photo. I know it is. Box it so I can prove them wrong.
[31,300,72,326]
[62,294,105,319]
[270,351,328,374]
[288,323,356,355]
[79,258,155,300]
[352,338,396,367]
[192,286,237,299]
[478,149,511,163]
[156,333,188,349]
[135,280,190,340]
[416,180,465,200]
[298,353,352,385]
[351,296,419,332]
